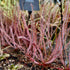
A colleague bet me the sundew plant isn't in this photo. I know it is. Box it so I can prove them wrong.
[0,0,70,69]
